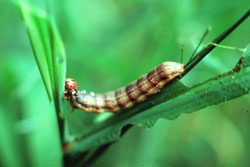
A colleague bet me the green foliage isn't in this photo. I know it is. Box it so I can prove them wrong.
[19,0,66,114]
[66,45,250,155]
[0,0,65,166]
[0,0,250,167]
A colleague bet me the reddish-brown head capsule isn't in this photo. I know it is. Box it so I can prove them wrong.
[64,78,79,100]
[65,78,78,91]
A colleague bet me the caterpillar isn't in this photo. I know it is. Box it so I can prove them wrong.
[64,62,184,113]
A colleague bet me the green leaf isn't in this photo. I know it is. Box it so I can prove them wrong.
[19,1,53,100]
[19,0,66,130]
[19,0,66,110]
[12,0,67,166]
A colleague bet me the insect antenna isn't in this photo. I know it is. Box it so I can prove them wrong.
[188,26,211,63]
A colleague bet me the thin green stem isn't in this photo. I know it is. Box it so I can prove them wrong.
[210,43,245,52]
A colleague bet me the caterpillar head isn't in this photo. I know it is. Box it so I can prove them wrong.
[64,78,79,100]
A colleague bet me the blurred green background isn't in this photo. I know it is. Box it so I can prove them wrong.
[1,0,250,166]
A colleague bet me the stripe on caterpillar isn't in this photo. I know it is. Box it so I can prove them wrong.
[64,62,184,113]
